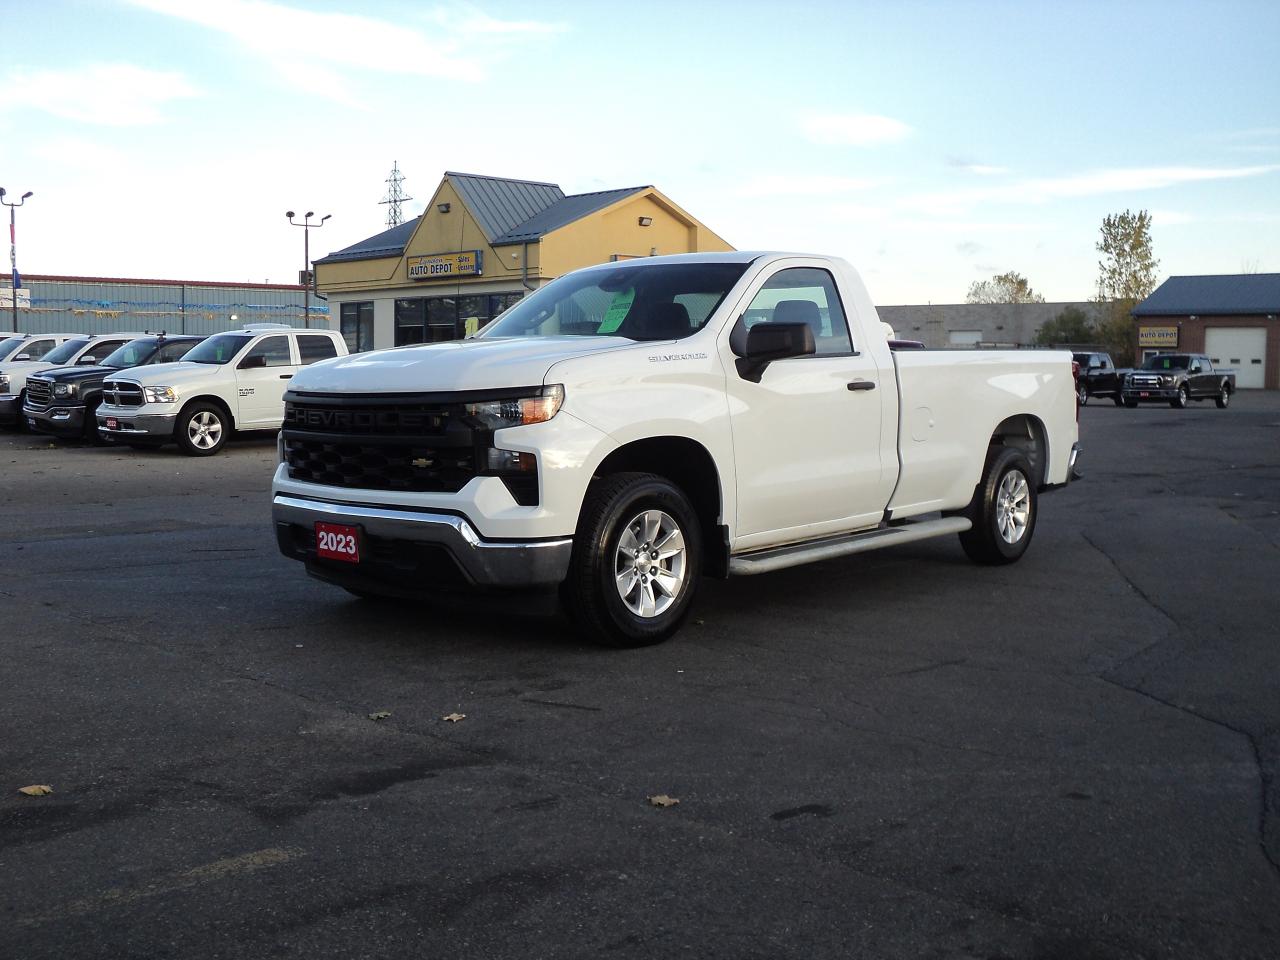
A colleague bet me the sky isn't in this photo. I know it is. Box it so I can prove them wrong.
[1,0,1277,305]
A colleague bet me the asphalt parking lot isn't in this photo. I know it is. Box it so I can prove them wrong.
[2,395,1279,960]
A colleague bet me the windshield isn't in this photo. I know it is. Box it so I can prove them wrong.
[185,333,252,364]
[100,339,160,369]
[1141,354,1190,370]
[1072,353,1092,366]
[0,337,23,359]
[42,339,90,365]
[480,262,750,341]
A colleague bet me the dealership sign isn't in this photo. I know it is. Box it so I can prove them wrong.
[1138,325,1179,348]
[407,250,482,280]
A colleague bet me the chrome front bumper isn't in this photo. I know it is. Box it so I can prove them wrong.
[97,412,178,438]
[272,494,574,589]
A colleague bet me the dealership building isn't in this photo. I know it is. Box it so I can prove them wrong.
[1132,274,1280,389]
[313,171,733,352]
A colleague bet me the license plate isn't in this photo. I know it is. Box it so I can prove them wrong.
[315,521,361,564]
[1139,392,1149,398]
[105,417,119,429]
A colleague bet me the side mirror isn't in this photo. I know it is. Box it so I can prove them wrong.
[76,355,98,365]
[1190,364,1201,374]
[13,352,30,361]
[1087,363,1100,371]
[732,321,816,383]
[238,354,266,369]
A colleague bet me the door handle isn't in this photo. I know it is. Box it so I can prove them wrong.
[847,380,876,391]
[279,374,293,380]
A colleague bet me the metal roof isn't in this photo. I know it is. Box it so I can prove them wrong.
[1132,273,1280,316]
[492,186,649,244]
[447,172,565,243]
[316,217,421,265]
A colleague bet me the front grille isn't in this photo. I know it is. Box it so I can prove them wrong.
[103,380,144,406]
[25,378,52,410]
[1129,374,1163,389]
[284,436,477,493]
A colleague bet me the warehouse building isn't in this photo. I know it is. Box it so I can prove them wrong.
[877,301,1098,348]
[314,171,732,352]
[1132,274,1280,389]
[2,275,322,335]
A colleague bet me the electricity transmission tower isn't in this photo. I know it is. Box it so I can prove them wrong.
[379,162,412,228]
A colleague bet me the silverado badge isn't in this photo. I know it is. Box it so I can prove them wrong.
[410,458,433,468]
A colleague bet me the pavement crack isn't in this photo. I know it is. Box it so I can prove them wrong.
[1099,676,1280,884]
[1080,531,1179,630]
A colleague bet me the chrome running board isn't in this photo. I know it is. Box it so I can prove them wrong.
[728,516,973,576]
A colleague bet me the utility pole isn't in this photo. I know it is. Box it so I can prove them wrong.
[286,211,331,328]
[1,187,33,330]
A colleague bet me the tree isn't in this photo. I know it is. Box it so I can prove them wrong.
[965,271,1045,304]
[1094,209,1160,366]
[1035,306,1098,346]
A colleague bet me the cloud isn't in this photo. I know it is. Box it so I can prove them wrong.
[955,241,983,256]
[947,157,1009,176]
[908,164,1280,214]
[738,174,891,197]
[801,113,911,146]
[0,62,197,126]
[125,0,565,95]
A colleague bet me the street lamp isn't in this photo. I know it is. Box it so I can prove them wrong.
[286,210,331,328]
[1,187,33,331]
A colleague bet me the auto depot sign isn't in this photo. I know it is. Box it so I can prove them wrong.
[1138,325,1179,348]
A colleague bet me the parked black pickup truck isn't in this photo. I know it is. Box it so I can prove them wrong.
[1072,352,1129,406]
[24,334,204,440]
[1121,353,1236,409]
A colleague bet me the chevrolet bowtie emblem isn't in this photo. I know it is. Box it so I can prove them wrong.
[411,458,433,468]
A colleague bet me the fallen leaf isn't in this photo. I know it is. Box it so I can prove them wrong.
[648,794,679,808]
[442,712,466,723]
[367,711,392,721]
[19,784,53,797]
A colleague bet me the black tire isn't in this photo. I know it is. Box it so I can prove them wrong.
[958,446,1037,566]
[1123,397,1138,408]
[562,472,702,648]
[82,400,108,445]
[1112,394,1124,407]
[1171,385,1189,409]
[13,390,29,432]
[174,401,229,456]
[1077,382,1088,406]
[1215,385,1230,409]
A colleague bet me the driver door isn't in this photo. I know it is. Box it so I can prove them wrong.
[721,263,897,549]
[235,335,298,427]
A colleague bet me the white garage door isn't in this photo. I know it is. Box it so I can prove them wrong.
[1205,327,1267,389]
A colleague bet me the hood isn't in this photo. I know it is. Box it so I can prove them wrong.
[0,359,57,391]
[289,336,637,394]
[34,364,118,384]
[105,360,211,386]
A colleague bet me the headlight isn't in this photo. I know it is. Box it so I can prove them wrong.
[1160,375,1175,386]
[0,374,9,392]
[53,382,76,398]
[465,384,563,430]
[143,386,178,403]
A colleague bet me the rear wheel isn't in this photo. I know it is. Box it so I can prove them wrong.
[175,402,228,456]
[1215,385,1230,409]
[1112,394,1124,407]
[1077,382,1088,406]
[1171,385,1189,409]
[562,472,702,648]
[958,446,1037,565]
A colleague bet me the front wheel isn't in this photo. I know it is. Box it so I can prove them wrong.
[1077,382,1088,406]
[1171,385,1189,409]
[1215,386,1230,409]
[958,446,1037,565]
[562,472,702,648]
[175,402,229,456]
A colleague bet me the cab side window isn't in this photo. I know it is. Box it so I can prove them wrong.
[242,335,292,367]
[24,339,57,360]
[83,340,129,363]
[1198,356,1213,373]
[741,267,854,356]
[157,340,199,363]
[297,335,338,365]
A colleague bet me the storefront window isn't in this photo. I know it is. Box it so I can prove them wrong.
[427,297,457,341]
[340,301,374,353]
[395,298,426,346]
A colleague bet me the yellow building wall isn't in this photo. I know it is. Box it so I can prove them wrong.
[539,190,733,279]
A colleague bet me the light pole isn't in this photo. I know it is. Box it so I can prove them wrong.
[1,187,33,331]
[286,210,330,328]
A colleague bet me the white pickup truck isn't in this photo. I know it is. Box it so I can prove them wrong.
[97,324,348,455]
[272,253,1079,646]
